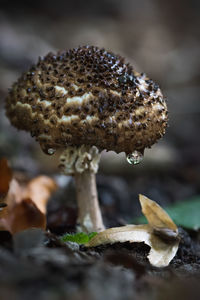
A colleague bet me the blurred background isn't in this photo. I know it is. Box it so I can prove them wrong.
[0,0,199,229]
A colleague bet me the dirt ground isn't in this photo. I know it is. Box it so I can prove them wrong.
[0,225,199,300]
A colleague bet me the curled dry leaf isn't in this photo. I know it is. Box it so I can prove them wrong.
[23,176,58,214]
[0,158,13,195]
[4,197,46,234]
[86,195,180,268]
[0,158,13,220]
[0,172,57,234]
[139,194,177,232]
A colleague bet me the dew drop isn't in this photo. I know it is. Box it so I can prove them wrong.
[40,144,56,155]
[126,150,143,165]
[47,148,56,155]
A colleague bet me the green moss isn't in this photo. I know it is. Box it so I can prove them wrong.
[61,232,97,244]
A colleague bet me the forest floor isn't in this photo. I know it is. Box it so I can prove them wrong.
[0,170,200,300]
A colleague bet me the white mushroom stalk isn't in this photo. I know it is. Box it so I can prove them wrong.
[59,145,104,232]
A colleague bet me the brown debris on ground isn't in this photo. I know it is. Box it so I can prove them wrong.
[0,158,57,234]
[0,226,199,300]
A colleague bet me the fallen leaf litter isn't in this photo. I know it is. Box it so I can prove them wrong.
[86,194,180,267]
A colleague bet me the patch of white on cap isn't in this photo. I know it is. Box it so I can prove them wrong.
[15,102,32,110]
[134,106,146,116]
[71,84,79,91]
[37,98,51,106]
[55,86,68,95]
[61,115,79,122]
[80,115,98,124]
[43,100,52,106]
[117,67,123,74]
[153,103,164,111]
[15,104,37,117]
[137,77,148,92]
[86,115,98,121]
[110,90,121,96]
[36,71,42,88]
[150,90,162,98]
[111,60,120,70]
[66,92,92,105]
[109,116,116,122]
[120,116,134,127]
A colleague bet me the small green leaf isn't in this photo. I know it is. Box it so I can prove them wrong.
[61,232,97,244]
[133,197,200,230]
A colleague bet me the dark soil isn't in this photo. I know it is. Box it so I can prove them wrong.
[0,168,200,300]
[0,223,199,300]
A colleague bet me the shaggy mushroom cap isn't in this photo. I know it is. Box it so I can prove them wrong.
[6,45,168,155]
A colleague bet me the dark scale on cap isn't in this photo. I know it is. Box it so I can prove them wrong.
[5,45,168,154]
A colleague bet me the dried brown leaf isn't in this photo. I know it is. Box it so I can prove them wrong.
[0,158,13,219]
[139,194,177,232]
[0,158,12,195]
[0,203,8,224]
[1,198,46,234]
[23,176,57,214]
[0,175,57,234]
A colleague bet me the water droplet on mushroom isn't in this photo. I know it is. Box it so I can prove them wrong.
[126,151,143,165]
[47,148,56,155]
[40,144,56,155]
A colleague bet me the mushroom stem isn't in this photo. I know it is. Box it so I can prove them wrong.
[75,170,104,233]
[59,145,105,233]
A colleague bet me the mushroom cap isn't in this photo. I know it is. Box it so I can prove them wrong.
[6,45,168,154]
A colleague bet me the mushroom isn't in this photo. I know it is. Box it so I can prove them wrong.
[5,45,168,233]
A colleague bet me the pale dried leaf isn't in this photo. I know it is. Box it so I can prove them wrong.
[86,224,151,247]
[6,179,24,206]
[86,224,179,267]
[86,195,180,267]
[148,235,179,267]
[139,194,177,231]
